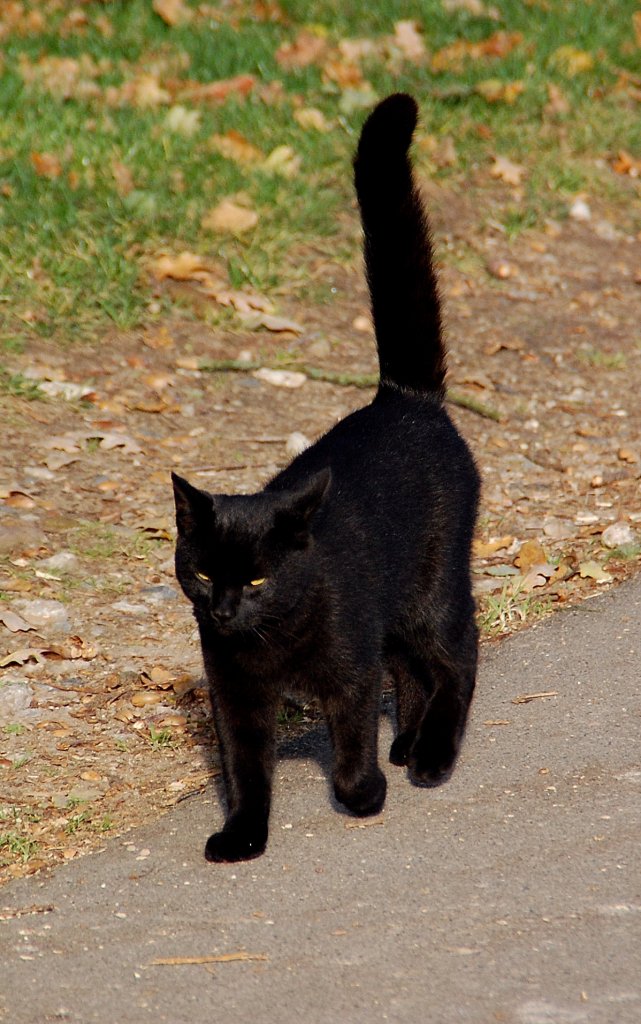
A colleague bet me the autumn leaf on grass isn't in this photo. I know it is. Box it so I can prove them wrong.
[201,199,259,235]
[31,152,62,179]
[545,83,570,117]
[611,150,641,177]
[293,107,332,132]
[178,75,255,104]
[634,11,641,48]
[111,161,135,196]
[165,105,201,137]
[148,251,225,286]
[209,130,264,165]
[431,31,522,72]
[115,73,171,108]
[152,0,192,26]
[476,80,524,105]
[276,29,328,69]
[262,145,301,179]
[392,20,426,63]
[549,46,594,77]
[490,155,526,186]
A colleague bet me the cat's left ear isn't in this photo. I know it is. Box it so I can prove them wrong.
[172,472,214,535]
[275,467,331,544]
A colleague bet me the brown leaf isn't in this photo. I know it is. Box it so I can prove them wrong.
[431,31,522,72]
[514,540,547,572]
[111,161,135,196]
[148,251,224,284]
[178,74,255,104]
[293,108,331,132]
[276,30,328,69]
[31,152,62,178]
[611,150,641,177]
[473,535,515,558]
[0,647,46,667]
[549,46,594,77]
[392,20,426,63]
[476,79,524,105]
[152,0,192,26]
[209,130,264,164]
[490,155,526,185]
[0,608,35,633]
[545,82,570,117]
[201,199,259,234]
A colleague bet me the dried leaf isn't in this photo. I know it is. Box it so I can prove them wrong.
[148,251,223,284]
[209,130,264,164]
[475,79,524,105]
[579,560,613,584]
[30,152,62,179]
[0,608,35,633]
[276,30,328,69]
[392,20,426,63]
[514,540,547,572]
[431,31,522,72]
[165,105,201,136]
[111,161,135,196]
[490,155,526,186]
[201,199,259,234]
[549,46,594,77]
[152,0,192,26]
[241,312,304,334]
[473,535,515,558]
[178,75,255,104]
[262,145,301,178]
[293,107,331,132]
[0,647,46,667]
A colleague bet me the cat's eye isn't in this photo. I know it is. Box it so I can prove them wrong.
[195,571,211,583]
[249,577,267,587]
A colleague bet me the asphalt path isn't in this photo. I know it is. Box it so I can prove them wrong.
[1,576,640,1023]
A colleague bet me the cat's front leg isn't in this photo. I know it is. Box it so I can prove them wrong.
[205,684,277,863]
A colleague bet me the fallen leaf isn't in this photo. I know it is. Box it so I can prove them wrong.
[201,199,259,234]
[209,130,264,164]
[545,82,570,116]
[152,0,192,26]
[241,312,304,333]
[490,155,526,185]
[549,46,594,76]
[30,152,62,178]
[178,74,255,104]
[514,540,547,572]
[392,20,426,63]
[276,30,327,69]
[111,160,135,196]
[4,491,36,509]
[579,560,613,584]
[165,105,201,136]
[473,535,515,558]
[476,79,524,105]
[617,447,639,464]
[0,608,35,633]
[611,150,641,177]
[293,107,331,132]
[131,691,165,707]
[431,31,522,72]
[635,11,641,48]
[148,251,223,284]
[262,145,301,178]
[0,648,46,667]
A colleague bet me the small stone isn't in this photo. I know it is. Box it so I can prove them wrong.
[0,520,45,555]
[307,337,331,359]
[112,601,149,615]
[569,198,591,222]
[140,585,179,603]
[601,521,636,549]
[11,598,70,633]
[39,551,79,572]
[0,681,34,724]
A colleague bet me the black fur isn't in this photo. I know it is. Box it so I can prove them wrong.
[172,93,480,863]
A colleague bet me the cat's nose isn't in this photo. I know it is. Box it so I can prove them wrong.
[211,606,234,625]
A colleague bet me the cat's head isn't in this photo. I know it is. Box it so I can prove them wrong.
[171,468,331,638]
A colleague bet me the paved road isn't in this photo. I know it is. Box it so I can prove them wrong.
[2,577,640,1024]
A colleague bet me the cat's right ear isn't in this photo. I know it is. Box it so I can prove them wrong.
[172,472,214,536]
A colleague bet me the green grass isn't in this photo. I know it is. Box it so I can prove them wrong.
[0,0,639,345]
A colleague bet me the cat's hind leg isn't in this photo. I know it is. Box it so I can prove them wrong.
[385,642,433,767]
[322,671,387,817]
[407,614,477,787]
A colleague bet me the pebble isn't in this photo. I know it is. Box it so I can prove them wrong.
[140,585,179,603]
[38,551,79,572]
[601,522,636,549]
[112,601,149,615]
[0,682,34,724]
[569,198,591,222]
[0,520,45,555]
[11,598,70,633]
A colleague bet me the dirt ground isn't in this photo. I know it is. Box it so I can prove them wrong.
[1,184,640,883]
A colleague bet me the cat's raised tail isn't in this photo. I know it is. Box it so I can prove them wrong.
[354,93,446,398]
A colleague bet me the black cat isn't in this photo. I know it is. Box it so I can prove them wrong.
[172,93,480,863]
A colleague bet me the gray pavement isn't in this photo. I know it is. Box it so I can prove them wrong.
[1,576,640,1024]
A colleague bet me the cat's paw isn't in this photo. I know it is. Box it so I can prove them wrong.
[334,768,387,817]
[204,828,267,863]
[407,739,457,788]
[389,730,416,766]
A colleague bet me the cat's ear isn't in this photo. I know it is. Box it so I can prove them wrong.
[172,472,214,535]
[274,467,331,545]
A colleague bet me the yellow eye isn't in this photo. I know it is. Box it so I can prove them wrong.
[196,571,211,582]
[249,577,267,587]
